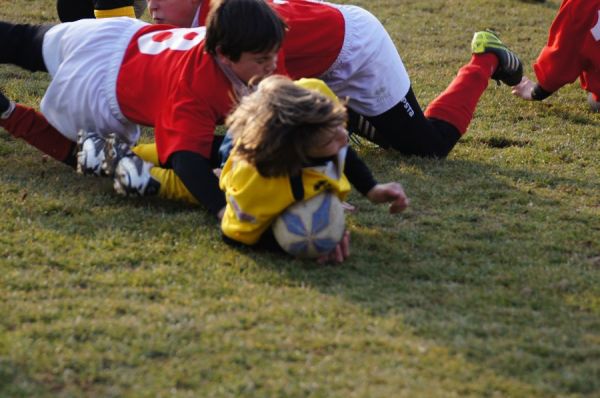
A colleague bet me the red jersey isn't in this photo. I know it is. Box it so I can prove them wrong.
[197,0,345,79]
[116,24,235,163]
[534,0,600,95]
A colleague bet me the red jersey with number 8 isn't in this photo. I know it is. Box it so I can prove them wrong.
[117,25,233,163]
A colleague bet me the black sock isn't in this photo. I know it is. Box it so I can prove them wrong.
[62,143,79,168]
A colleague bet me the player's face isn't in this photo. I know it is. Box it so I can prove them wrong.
[225,49,279,84]
[306,126,349,158]
[147,0,200,27]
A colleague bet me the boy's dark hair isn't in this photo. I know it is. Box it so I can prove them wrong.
[205,0,287,61]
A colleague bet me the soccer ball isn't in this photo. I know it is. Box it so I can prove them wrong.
[273,192,345,258]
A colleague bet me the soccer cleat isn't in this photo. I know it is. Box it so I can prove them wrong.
[113,154,160,197]
[471,30,523,86]
[76,129,106,176]
[102,133,134,177]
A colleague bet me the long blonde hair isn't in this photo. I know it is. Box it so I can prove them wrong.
[226,75,347,177]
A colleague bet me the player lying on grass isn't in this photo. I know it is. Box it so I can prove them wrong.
[220,75,409,262]
[511,0,600,111]
[0,0,211,173]
[0,0,285,218]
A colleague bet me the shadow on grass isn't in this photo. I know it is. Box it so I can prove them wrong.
[1,138,599,395]
[543,102,600,127]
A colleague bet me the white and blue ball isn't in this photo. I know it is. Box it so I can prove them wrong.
[273,192,345,258]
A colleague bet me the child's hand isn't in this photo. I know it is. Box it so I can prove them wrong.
[366,182,409,213]
[317,230,350,264]
[512,77,535,100]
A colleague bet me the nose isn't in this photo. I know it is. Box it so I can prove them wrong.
[342,131,350,145]
[266,56,277,74]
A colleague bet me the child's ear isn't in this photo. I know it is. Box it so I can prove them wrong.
[215,47,233,67]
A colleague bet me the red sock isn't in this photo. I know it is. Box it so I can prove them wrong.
[424,53,498,135]
[0,104,74,162]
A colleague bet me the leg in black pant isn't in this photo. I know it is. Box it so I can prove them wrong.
[0,22,53,72]
[347,87,461,158]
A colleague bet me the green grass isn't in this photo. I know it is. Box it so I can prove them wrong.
[1,0,599,396]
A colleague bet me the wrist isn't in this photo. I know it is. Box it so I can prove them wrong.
[531,83,552,101]
[366,185,381,203]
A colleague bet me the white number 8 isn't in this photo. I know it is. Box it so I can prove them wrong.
[138,27,207,55]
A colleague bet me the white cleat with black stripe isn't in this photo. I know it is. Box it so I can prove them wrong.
[76,129,106,176]
[113,155,160,197]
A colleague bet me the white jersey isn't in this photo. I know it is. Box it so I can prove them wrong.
[40,18,146,144]
[321,3,411,116]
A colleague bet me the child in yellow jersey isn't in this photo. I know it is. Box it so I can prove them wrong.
[219,76,409,263]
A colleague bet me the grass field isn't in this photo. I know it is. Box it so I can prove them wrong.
[1,0,599,396]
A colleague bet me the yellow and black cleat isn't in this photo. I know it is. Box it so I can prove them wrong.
[471,30,523,86]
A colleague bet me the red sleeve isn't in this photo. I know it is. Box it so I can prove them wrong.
[534,0,594,92]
